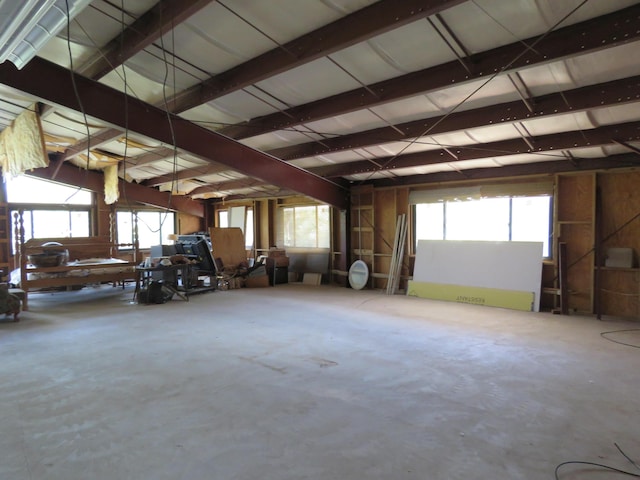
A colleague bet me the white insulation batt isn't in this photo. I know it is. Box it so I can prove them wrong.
[0,105,48,177]
[104,164,119,204]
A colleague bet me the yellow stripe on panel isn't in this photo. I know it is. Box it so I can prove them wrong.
[407,281,535,312]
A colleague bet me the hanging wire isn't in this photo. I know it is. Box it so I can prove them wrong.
[119,0,129,208]
[354,0,592,183]
[154,4,179,235]
[63,0,92,204]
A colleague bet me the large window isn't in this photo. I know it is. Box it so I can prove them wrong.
[281,205,330,248]
[117,210,175,249]
[6,175,93,247]
[216,207,253,249]
[414,193,552,257]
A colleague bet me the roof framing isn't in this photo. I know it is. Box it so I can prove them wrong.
[267,75,640,160]
[369,153,640,188]
[78,0,215,80]
[166,0,467,113]
[0,58,349,209]
[219,3,640,140]
[33,157,205,217]
[309,121,640,178]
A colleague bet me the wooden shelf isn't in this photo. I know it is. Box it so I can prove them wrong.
[596,266,639,272]
[557,220,592,225]
[352,205,373,211]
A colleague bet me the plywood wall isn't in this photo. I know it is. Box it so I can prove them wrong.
[209,168,640,317]
[596,170,640,317]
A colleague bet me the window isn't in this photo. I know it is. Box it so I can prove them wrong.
[218,210,228,228]
[280,205,330,248]
[216,207,253,248]
[5,175,92,205]
[414,195,552,257]
[6,175,92,248]
[245,208,254,249]
[117,210,176,249]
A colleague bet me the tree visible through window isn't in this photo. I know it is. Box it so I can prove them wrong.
[282,205,330,248]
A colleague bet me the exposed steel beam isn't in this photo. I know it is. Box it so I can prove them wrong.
[124,147,177,170]
[613,139,640,156]
[369,154,640,188]
[78,0,215,80]
[189,177,268,197]
[141,163,231,187]
[0,58,348,209]
[309,121,640,178]
[220,4,640,139]
[61,128,122,162]
[166,0,467,113]
[30,157,205,217]
[268,75,640,160]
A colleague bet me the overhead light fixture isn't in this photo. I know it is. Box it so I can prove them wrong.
[0,0,91,70]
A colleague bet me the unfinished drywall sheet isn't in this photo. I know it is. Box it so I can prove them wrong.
[410,240,543,312]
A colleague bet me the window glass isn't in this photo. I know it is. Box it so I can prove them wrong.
[415,195,551,257]
[117,210,175,249]
[245,209,254,249]
[415,203,444,241]
[317,205,330,249]
[117,212,133,246]
[283,208,294,246]
[446,198,510,241]
[137,211,161,249]
[70,211,90,238]
[294,206,317,248]
[5,175,92,205]
[511,196,551,257]
[282,205,330,248]
[218,210,229,228]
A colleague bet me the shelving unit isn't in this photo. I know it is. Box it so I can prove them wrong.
[350,185,374,288]
[553,170,640,318]
[594,171,640,318]
[554,173,596,314]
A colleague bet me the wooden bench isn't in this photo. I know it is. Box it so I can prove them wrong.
[17,236,139,311]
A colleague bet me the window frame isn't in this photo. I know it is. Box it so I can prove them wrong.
[115,208,176,250]
[278,204,330,249]
[412,194,553,258]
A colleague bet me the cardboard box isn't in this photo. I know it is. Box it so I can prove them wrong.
[245,275,270,288]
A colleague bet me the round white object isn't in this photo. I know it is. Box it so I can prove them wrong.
[348,260,369,290]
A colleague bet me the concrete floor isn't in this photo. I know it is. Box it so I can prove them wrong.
[1,284,638,480]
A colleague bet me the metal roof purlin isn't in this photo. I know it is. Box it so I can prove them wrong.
[166,0,467,113]
[267,75,640,161]
[78,0,215,80]
[309,121,640,178]
[219,3,640,140]
[0,58,349,209]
